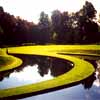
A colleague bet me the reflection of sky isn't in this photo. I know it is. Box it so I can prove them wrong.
[93,60,100,87]
[85,85,100,100]
[19,85,86,100]
[19,84,100,100]
[19,60,100,100]
[1,59,100,99]
[0,64,53,89]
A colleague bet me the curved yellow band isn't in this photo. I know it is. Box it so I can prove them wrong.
[0,45,96,98]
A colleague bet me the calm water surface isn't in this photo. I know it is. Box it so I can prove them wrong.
[0,54,73,89]
[0,54,100,100]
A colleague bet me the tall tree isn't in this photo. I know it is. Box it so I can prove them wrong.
[51,10,63,43]
[78,1,98,43]
[38,11,51,44]
[0,6,4,12]
[39,11,50,28]
[83,1,97,19]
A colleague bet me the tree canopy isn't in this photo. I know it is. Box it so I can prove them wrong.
[0,1,100,46]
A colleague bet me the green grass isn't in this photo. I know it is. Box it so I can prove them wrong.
[0,56,11,66]
[8,45,100,55]
[0,49,22,72]
[0,55,22,72]
[0,45,96,98]
[0,48,7,55]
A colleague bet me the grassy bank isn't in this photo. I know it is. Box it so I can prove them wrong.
[0,48,7,55]
[0,49,22,72]
[0,45,96,98]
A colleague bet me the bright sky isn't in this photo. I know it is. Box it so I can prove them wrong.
[0,0,100,23]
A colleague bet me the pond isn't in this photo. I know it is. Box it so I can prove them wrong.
[0,55,73,89]
[0,54,100,100]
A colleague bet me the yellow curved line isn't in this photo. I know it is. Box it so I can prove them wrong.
[0,45,95,98]
[0,55,22,72]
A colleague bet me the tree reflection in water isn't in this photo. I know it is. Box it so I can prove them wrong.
[0,54,100,92]
[81,59,100,89]
[0,54,73,86]
[94,60,100,87]
[82,73,96,89]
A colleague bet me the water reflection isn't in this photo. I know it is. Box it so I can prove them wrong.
[0,54,73,89]
[84,59,100,88]
[19,59,100,100]
[93,60,100,87]
[1,54,100,100]
[82,73,96,89]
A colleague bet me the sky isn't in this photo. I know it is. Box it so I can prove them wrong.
[0,0,100,23]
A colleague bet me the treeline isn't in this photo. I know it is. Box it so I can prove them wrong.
[0,1,100,46]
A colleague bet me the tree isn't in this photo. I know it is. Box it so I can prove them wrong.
[60,12,80,44]
[83,1,97,19]
[39,11,50,29]
[0,26,4,46]
[51,10,63,43]
[61,11,71,43]
[77,1,98,43]
[0,10,17,45]
[51,10,81,44]
[38,11,51,44]
[0,6,4,12]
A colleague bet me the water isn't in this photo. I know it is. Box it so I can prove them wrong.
[0,64,53,89]
[0,54,73,89]
[19,58,100,100]
[19,84,100,100]
[0,54,100,100]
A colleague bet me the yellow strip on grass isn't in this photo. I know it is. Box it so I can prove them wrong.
[0,45,95,98]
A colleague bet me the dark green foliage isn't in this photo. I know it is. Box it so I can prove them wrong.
[38,11,51,44]
[0,1,100,46]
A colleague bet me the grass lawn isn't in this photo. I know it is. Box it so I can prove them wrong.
[0,45,96,98]
[0,49,22,72]
[0,48,6,55]
[8,45,100,56]
[0,56,10,66]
